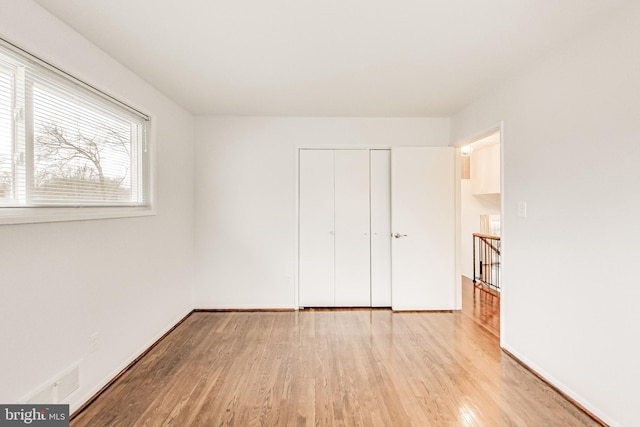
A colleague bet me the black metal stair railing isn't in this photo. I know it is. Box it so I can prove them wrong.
[473,233,501,292]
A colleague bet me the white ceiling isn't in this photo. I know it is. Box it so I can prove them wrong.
[34,0,629,116]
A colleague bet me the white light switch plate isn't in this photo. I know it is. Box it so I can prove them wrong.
[517,201,527,218]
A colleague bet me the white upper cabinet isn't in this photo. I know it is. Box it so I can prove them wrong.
[471,143,501,195]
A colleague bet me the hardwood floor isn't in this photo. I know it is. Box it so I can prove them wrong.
[72,308,598,426]
[461,275,500,338]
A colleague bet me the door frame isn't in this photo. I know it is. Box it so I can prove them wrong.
[453,121,505,343]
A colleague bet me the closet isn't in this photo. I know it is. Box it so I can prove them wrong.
[299,146,455,311]
[298,149,391,307]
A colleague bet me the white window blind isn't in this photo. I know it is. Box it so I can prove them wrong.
[0,67,12,202]
[0,39,149,209]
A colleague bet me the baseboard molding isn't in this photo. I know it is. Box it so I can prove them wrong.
[194,308,295,312]
[70,309,194,420]
[70,308,295,418]
[391,309,454,313]
[301,307,392,311]
[72,310,609,426]
[501,347,610,427]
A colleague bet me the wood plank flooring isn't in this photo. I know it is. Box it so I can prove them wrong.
[72,308,598,426]
[461,275,500,338]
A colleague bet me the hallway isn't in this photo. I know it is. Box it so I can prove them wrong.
[461,275,500,339]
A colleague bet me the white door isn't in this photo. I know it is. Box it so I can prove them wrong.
[391,147,456,310]
[299,150,335,307]
[334,150,371,306]
[370,150,392,306]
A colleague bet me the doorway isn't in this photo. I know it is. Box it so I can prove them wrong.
[459,129,502,338]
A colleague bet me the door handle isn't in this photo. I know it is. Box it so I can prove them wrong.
[393,233,408,239]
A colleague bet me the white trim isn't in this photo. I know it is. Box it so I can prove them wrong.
[294,147,300,309]
[298,145,392,151]
[498,121,505,347]
[0,114,157,225]
[453,145,462,310]
[455,124,503,147]
[0,38,156,222]
[0,205,155,225]
[501,343,617,427]
[68,308,192,414]
[451,121,504,341]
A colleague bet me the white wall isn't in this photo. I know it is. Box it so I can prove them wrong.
[194,117,450,308]
[0,0,195,413]
[452,3,640,426]
[4,1,634,424]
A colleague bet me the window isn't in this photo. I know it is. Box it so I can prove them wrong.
[0,39,151,222]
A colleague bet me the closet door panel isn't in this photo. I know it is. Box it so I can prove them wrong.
[299,150,335,306]
[370,150,392,307]
[391,147,455,310]
[334,150,371,306]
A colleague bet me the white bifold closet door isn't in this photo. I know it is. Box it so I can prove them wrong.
[299,149,372,307]
[298,150,335,306]
[370,150,392,307]
[334,150,371,306]
[300,147,455,310]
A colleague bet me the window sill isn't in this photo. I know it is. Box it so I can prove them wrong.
[0,205,156,225]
